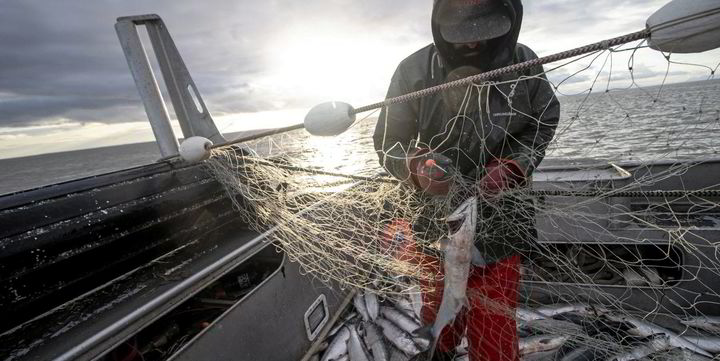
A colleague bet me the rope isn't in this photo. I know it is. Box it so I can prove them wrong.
[531,189,720,199]
[206,29,650,152]
[352,29,650,114]
[212,124,306,150]
[240,157,399,183]
[210,29,660,195]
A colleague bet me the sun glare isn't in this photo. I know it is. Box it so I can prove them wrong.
[262,22,414,108]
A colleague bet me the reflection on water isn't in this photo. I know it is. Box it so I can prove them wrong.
[305,135,368,174]
[251,80,720,181]
[548,79,720,163]
[2,80,718,195]
[248,121,383,183]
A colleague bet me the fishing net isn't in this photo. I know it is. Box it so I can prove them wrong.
[205,37,720,360]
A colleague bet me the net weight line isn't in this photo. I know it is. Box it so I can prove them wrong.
[239,157,720,199]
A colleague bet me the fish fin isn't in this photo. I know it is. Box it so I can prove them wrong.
[471,246,487,267]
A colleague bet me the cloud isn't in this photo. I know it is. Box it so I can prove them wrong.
[0,0,431,129]
[0,0,717,135]
[0,121,160,159]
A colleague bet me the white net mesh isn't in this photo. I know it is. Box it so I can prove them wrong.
[206,39,720,361]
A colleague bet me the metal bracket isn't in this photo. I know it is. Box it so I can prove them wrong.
[115,14,226,158]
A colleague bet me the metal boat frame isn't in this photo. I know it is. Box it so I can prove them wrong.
[0,15,348,361]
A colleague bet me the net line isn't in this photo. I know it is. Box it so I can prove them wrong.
[203,29,720,361]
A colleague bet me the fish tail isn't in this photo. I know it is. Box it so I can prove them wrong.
[412,324,434,343]
[413,325,439,359]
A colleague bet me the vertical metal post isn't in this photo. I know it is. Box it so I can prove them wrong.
[145,21,225,144]
[116,19,179,158]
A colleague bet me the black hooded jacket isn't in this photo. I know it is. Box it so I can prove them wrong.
[373,0,559,182]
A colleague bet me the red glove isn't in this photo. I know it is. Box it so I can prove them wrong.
[407,149,453,196]
[478,159,526,194]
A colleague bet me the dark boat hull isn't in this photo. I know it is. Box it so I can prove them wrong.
[0,158,345,361]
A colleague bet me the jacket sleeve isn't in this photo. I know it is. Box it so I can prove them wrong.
[505,48,560,177]
[373,63,419,181]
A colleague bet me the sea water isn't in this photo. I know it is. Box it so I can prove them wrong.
[0,79,718,195]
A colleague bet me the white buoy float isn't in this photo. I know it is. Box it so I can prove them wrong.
[647,0,720,53]
[304,101,356,137]
[179,136,213,163]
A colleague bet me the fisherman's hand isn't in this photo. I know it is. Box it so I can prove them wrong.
[407,149,453,196]
[478,159,525,195]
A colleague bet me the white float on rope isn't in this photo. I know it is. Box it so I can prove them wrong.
[179,136,213,163]
[304,101,356,137]
[648,0,720,53]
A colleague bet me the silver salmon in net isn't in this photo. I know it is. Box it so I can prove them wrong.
[377,318,422,357]
[348,324,371,361]
[681,316,720,334]
[362,322,389,361]
[519,335,570,356]
[607,334,672,361]
[606,314,712,358]
[416,197,477,359]
[321,325,350,361]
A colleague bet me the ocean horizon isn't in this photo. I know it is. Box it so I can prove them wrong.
[1,78,719,196]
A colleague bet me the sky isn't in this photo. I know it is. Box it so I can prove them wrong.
[0,0,718,159]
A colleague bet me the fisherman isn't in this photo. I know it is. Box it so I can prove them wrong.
[374,0,559,360]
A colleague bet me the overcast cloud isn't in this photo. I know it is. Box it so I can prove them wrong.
[0,0,718,158]
[0,1,428,128]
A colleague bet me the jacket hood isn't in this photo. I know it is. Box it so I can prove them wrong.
[432,0,523,72]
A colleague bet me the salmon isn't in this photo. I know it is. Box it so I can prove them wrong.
[416,197,477,359]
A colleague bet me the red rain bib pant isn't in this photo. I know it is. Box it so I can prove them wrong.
[423,254,521,361]
[390,224,521,361]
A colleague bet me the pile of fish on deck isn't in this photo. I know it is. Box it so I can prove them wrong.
[312,290,441,361]
[516,304,720,361]
[314,294,720,361]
